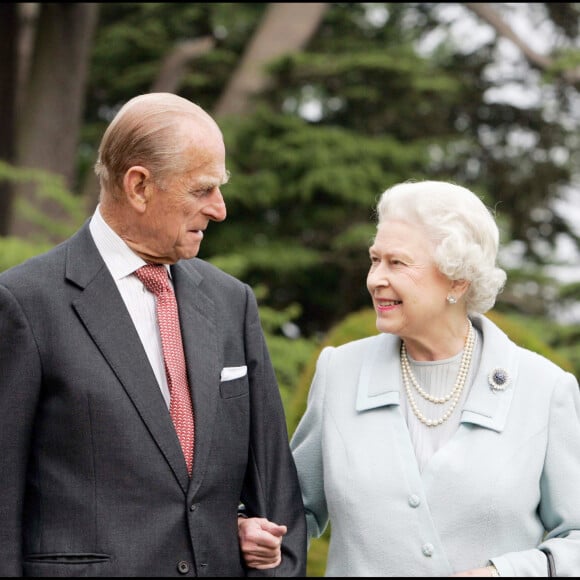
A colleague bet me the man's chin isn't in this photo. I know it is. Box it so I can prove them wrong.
[178,244,201,261]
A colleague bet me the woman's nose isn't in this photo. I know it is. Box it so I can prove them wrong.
[370,266,390,286]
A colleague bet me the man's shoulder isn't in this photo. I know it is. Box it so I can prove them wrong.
[0,241,68,288]
[181,257,247,291]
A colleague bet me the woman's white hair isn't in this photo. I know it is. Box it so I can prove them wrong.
[376,180,507,314]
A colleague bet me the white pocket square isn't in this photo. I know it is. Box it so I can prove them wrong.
[220,365,247,382]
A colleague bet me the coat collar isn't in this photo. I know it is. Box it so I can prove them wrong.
[354,314,519,433]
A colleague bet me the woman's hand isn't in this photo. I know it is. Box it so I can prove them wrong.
[238,516,287,569]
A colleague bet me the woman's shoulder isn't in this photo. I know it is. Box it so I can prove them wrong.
[317,333,399,375]
[323,332,394,356]
[477,313,577,394]
[516,348,578,397]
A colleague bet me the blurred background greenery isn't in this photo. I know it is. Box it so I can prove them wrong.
[1,4,579,575]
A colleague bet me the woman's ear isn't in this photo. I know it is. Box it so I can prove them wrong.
[451,278,470,300]
[123,166,150,213]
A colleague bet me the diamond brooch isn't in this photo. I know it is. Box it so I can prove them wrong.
[488,368,511,391]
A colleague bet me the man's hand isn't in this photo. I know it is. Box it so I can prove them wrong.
[238,516,287,569]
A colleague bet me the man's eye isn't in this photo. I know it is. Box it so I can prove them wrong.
[191,188,213,197]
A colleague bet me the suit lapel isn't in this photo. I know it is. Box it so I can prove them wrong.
[65,224,191,492]
[171,262,220,495]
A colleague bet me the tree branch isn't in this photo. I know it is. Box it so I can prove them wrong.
[151,36,215,94]
[464,2,580,83]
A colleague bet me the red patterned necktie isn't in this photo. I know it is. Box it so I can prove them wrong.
[135,264,194,476]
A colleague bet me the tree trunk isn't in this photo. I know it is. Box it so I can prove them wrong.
[10,3,99,239]
[214,3,330,117]
[151,36,215,93]
[0,4,20,235]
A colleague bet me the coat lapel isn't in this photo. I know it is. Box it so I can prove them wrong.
[355,333,401,412]
[171,261,220,495]
[459,314,519,433]
[353,316,519,434]
[65,224,191,492]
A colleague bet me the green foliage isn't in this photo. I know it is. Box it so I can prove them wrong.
[486,310,580,379]
[205,106,430,334]
[0,236,52,273]
[86,3,266,130]
[305,527,331,579]
[246,285,317,408]
[208,242,322,281]
[486,310,575,373]
[0,161,86,269]
[264,331,317,410]
[263,4,580,274]
[78,3,580,342]
[545,48,580,80]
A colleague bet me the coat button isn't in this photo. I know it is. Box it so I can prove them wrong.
[408,494,421,508]
[177,560,190,574]
[422,543,434,557]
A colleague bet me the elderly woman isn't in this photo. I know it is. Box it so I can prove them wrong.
[238,180,580,577]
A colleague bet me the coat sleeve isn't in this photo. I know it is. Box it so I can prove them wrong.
[290,346,333,542]
[491,371,580,576]
[0,284,43,576]
[239,284,307,577]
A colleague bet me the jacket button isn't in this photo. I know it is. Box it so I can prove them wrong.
[422,543,434,557]
[177,560,190,574]
[408,494,421,508]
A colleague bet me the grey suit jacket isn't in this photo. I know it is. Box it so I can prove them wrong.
[0,222,306,577]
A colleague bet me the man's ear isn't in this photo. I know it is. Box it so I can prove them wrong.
[123,166,150,212]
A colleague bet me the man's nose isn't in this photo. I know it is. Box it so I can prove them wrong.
[206,189,227,222]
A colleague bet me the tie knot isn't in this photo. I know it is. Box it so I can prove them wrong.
[135,264,171,296]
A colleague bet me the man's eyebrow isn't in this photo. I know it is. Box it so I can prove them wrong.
[195,172,230,190]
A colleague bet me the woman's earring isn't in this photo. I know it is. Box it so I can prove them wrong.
[447,295,457,305]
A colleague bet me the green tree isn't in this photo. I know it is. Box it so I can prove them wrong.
[2,3,579,386]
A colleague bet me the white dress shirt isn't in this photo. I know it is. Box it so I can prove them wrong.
[89,205,171,408]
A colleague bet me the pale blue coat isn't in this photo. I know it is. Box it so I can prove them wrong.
[291,314,580,576]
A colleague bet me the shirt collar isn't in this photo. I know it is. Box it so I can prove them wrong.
[89,204,171,281]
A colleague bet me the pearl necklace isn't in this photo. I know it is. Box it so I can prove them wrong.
[400,319,475,427]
